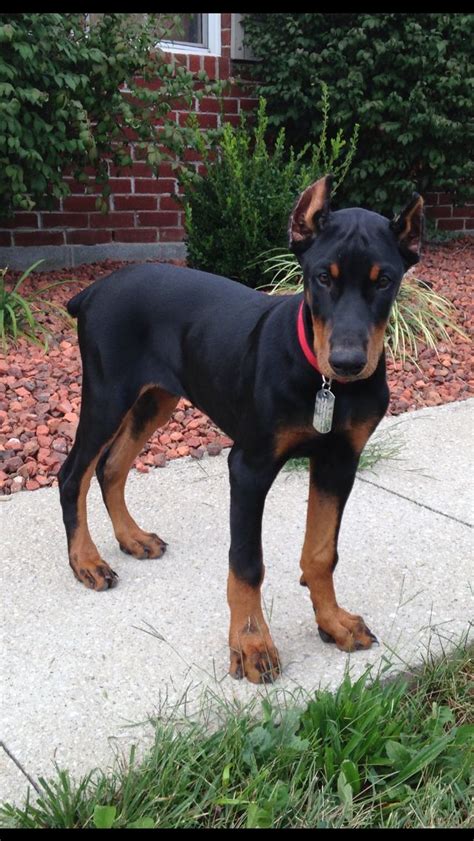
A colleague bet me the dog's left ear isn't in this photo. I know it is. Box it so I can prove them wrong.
[289,174,333,254]
[390,193,424,265]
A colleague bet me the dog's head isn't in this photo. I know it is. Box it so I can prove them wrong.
[289,175,424,381]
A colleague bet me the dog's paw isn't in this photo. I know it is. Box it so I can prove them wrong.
[70,555,118,591]
[229,636,281,684]
[317,608,377,652]
[118,531,167,560]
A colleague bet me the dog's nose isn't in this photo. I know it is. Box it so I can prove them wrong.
[329,348,366,377]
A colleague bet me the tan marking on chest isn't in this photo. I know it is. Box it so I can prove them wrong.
[274,425,316,460]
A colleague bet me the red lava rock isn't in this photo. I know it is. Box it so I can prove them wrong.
[5,438,22,451]
[26,479,40,490]
[177,445,190,456]
[36,424,49,436]
[153,453,167,467]
[185,436,202,449]
[5,456,23,473]
[37,435,50,449]
[190,446,205,459]
[207,442,223,456]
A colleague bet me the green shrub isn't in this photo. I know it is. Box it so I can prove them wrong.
[0,13,221,216]
[178,91,358,287]
[242,13,474,215]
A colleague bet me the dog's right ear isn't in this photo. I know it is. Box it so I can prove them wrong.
[289,174,333,255]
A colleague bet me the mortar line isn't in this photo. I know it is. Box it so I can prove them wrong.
[356,475,473,529]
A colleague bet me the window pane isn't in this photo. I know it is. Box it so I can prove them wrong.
[163,14,204,45]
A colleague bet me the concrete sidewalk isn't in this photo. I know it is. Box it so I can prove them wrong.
[1,399,473,806]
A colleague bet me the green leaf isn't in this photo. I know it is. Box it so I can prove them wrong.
[93,805,117,829]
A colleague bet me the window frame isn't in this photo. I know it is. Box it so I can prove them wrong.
[158,13,221,57]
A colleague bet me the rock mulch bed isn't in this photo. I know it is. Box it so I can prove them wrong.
[0,239,472,495]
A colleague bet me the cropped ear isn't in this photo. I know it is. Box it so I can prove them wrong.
[390,193,424,266]
[289,174,333,254]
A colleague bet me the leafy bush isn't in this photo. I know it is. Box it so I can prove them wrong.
[0,13,220,216]
[178,90,358,287]
[242,13,474,215]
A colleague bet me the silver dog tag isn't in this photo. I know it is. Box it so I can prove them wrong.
[313,377,335,434]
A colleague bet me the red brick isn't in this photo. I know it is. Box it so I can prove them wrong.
[63,195,104,212]
[89,212,135,228]
[426,205,452,219]
[159,227,185,242]
[42,213,89,228]
[114,229,158,242]
[135,178,176,194]
[221,12,231,27]
[218,57,231,79]
[465,219,474,229]
[114,195,157,211]
[189,54,203,74]
[66,230,112,245]
[199,97,222,113]
[222,114,241,128]
[137,211,179,227]
[203,56,218,79]
[239,97,258,112]
[423,192,439,205]
[195,113,219,129]
[227,83,253,98]
[159,195,181,210]
[452,206,474,218]
[0,213,39,229]
[183,148,202,163]
[222,98,239,114]
[63,178,87,194]
[107,178,132,193]
[14,231,65,246]
[436,192,454,204]
[221,28,231,48]
[0,232,12,246]
[109,162,152,178]
[437,219,465,231]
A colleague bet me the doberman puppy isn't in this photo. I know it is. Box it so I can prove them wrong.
[59,175,423,684]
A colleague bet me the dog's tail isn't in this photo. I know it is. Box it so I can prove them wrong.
[66,285,94,318]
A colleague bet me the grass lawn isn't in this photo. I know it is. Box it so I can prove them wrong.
[1,635,472,829]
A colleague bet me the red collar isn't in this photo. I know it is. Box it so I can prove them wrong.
[297,300,321,373]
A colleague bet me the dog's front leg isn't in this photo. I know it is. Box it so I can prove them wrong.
[227,447,281,683]
[300,443,377,652]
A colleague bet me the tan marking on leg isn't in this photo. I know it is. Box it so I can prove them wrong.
[346,417,379,456]
[300,469,376,651]
[227,569,280,684]
[69,453,118,590]
[103,386,178,558]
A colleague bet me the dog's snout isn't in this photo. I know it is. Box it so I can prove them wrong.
[329,348,366,377]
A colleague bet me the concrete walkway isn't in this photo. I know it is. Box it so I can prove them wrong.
[1,399,473,806]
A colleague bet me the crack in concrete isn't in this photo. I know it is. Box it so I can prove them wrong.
[356,475,473,529]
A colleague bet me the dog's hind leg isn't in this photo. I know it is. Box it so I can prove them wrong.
[96,386,179,560]
[58,399,129,590]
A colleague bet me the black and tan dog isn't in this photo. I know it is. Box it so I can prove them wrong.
[59,175,423,684]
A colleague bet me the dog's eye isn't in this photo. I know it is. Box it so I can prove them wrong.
[377,275,392,290]
[318,272,331,287]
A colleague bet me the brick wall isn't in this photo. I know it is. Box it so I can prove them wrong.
[0,14,257,252]
[424,192,474,233]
